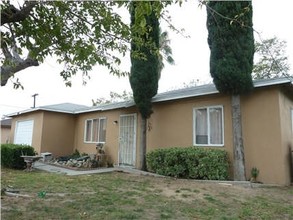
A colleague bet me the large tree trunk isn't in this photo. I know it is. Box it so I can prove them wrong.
[139,116,147,171]
[232,94,246,181]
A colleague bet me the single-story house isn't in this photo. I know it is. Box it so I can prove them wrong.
[7,77,293,185]
[1,118,12,144]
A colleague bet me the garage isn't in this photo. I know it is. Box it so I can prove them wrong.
[14,120,34,146]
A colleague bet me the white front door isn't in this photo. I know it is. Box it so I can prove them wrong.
[14,120,34,146]
[119,114,137,166]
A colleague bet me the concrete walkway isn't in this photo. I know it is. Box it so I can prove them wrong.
[33,161,163,177]
[33,162,270,188]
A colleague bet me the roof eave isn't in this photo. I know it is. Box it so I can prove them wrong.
[152,89,219,103]
[75,101,136,114]
[6,107,76,117]
[6,77,292,117]
[253,77,292,88]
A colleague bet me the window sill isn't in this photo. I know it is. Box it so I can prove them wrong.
[194,144,224,148]
[84,141,106,144]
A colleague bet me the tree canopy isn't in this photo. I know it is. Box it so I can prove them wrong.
[129,1,160,119]
[158,29,175,75]
[0,0,172,87]
[92,90,132,106]
[253,37,291,79]
[206,1,254,95]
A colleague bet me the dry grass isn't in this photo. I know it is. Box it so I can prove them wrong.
[1,168,293,220]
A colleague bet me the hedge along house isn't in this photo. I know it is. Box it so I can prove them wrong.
[7,78,293,185]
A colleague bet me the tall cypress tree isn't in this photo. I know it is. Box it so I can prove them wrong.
[130,2,160,170]
[206,1,254,180]
[207,1,254,94]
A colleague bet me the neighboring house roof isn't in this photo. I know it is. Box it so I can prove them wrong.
[7,77,293,117]
[1,118,12,128]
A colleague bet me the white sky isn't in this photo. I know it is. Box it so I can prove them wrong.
[1,0,293,118]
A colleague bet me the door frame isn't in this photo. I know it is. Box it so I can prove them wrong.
[118,113,137,167]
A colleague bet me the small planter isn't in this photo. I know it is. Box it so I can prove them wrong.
[250,167,259,183]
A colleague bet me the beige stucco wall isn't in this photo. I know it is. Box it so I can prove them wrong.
[10,111,76,157]
[8,84,292,185]
[1,127,11,144]
[148,86,293,185]
[72,86,292,185]
[242,86,292,185]
[73,94,234,170]
[148,94,233,158]
[146,94,234,177]
[40,111,76,157]
[10,111,44,153]
[74,107,139,166]
[279,89,293,185]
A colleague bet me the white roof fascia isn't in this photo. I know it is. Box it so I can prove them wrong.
[152,77,292,104]
[6,107,41,117]
[253,77,292,88]
[6,107,77,117]
[152,85,218,103]
[75,101,136,114]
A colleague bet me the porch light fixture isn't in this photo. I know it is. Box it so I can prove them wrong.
[113,120,118,125]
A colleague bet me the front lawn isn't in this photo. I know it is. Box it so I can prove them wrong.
[1,169,292,219]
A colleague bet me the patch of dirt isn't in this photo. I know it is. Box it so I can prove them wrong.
[1,196,31,211]
[127,174,293,205]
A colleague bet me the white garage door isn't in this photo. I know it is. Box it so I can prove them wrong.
[14,120,34,146]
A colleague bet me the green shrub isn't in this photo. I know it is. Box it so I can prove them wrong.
[146,147,229,180]
[1,144,35,169]
[71,149,81,159]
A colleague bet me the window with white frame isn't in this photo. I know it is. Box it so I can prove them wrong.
[193,106,224,146]
[84,118,107,143]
